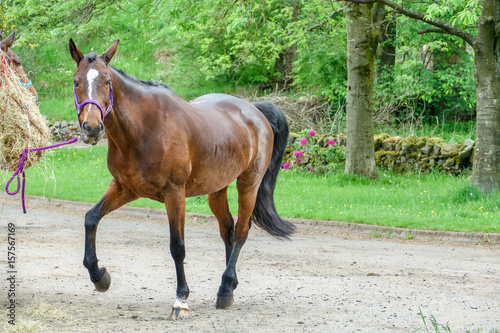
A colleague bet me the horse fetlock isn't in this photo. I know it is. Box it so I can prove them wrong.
[221,272,238,290]
[177,286,190,300]
[82,256,96,270]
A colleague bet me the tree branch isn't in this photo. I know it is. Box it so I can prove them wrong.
[418,28,446,34]
[307,8,344,31]
[342,0,476,47]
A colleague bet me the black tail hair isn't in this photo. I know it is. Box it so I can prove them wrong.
[251,101,296,239]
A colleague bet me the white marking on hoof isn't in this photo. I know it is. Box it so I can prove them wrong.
[173,298,189,310]
[170,299,189,320]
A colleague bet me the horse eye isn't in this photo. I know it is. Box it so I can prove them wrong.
[105,80,110,86]
[74,81,79,87]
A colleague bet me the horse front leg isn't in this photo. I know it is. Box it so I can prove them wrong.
[164,189,190,320]
[84,179,138,292]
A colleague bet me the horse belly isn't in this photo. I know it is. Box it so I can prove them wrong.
[184,155,247,197]
[184,170,238,197]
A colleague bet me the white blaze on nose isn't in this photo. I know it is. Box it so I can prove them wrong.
[85,68,99,114]
[86,68,99,100]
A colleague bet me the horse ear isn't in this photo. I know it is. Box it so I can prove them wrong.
[100,39,120,65]
[0,30,15,52]
[69,38,84,65]
[0,30,4,42]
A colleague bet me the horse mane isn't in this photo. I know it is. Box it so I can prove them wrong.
[110,66,176,94]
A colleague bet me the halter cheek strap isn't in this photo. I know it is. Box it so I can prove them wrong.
[19,79,33,88]
[73,82,114,126]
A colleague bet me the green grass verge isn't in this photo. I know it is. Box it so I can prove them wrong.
[2,146,499,233]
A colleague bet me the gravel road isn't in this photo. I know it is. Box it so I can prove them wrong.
[1,194,499,332]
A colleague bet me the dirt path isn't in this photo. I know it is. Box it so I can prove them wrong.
[1,195,499,332]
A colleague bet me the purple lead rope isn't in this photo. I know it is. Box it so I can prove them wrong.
[5,137,78,213]
[6,81,113,213]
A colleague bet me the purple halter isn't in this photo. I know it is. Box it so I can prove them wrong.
[73,82,114,126]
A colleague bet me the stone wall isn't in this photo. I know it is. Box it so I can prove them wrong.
[48,120,108,141]
[49,120,81,141]
[373,133,474,175]
[285,132,475,175]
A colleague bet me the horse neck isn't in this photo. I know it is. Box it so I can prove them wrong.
[104,68,140,150]
[105,68,148,150]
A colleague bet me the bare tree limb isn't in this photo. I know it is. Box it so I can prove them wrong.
[341,0,476,47]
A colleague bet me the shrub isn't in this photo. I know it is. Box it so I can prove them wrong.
[284,129,346,173]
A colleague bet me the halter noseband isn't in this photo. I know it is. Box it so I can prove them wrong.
[19,79,33,88]
[73,81,114,126]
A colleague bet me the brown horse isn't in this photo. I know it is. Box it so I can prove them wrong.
[69,38,295,319]
[1,30,38,99]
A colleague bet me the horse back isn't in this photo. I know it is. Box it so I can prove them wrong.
[180,93,274,195]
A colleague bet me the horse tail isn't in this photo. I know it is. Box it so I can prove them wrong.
[251,101,296,239]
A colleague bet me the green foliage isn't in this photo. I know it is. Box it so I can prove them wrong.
[1,0,481,128]
[375,19,476,123]
[287,130,346,173]
[291,3,347,104]
[151,0,297,84]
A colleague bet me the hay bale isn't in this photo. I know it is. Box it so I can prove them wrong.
[0,49,49,172]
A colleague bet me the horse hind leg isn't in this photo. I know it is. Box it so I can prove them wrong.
[84,179,138,292]
[208,187,235,265]
[215,180,259,309]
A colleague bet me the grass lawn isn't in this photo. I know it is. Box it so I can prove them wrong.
[2,145,499,233]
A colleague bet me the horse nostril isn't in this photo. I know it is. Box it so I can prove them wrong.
[99,122,104,131]
[82,121,92,131]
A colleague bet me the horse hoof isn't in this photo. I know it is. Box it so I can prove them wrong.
[216,295,234,309]
[169,307,189,320]
[93,268,111,292]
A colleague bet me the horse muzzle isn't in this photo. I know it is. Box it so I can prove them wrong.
[81,121,104,145]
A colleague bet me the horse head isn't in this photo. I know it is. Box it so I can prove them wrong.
[69,38,119,145]
[1,30,38,100]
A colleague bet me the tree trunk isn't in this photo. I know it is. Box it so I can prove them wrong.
[275,0,300,89]
[472,0,500,192]
[344,3,379,179]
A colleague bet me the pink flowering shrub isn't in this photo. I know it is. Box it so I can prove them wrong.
[283,129,346,173]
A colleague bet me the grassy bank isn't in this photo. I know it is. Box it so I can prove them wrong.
[2,146,499,233]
